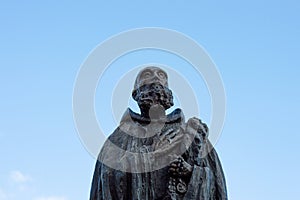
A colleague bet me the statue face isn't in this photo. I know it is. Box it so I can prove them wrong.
[135,67,168,90]
[132,67,174,112]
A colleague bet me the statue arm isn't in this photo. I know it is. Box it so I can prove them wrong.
[90,160,105,200]
[181,117,227,199]
[90,132,130,200]
[90,158,130,200]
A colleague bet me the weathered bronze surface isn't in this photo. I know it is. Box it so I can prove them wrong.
[90,67,227,200]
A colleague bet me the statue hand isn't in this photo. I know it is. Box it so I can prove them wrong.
[159,128,180,143]
[186,117,208,138]
[169,156,192,177]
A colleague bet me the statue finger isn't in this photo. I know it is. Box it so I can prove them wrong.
[170,163,178,167]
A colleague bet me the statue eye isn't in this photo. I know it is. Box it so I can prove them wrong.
[143,71,152,78]
[158,71,166,78]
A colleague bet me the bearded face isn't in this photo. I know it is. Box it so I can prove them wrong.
[132,83,174,111]
[132,67,174,112]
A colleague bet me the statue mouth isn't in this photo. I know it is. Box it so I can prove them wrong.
[140,98,165,110]
[140,97,154,104]
[134,83,174,111]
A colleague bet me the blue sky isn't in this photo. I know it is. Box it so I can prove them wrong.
[0,0,300,199]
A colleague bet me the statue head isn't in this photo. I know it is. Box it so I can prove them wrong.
[132,67,174,116]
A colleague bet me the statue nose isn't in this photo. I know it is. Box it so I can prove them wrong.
[153,76,160,81]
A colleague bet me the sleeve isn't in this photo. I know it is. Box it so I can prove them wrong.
[183,146,227,200]
[90,159,129,200]
[89,130,130,200]
[183,118,228,200]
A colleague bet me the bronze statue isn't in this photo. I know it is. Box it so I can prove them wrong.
[90,66,227,200]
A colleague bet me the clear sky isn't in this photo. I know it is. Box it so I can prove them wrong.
[0,0,300,200]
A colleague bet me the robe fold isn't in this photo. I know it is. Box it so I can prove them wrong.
[90,108,227,200]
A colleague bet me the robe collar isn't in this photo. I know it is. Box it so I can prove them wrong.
[120,108,185,125]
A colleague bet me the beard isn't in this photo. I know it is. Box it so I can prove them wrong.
[132,83,174,110]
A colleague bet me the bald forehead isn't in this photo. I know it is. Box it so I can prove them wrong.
[133,66,169,91]
[138,67,168,79]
